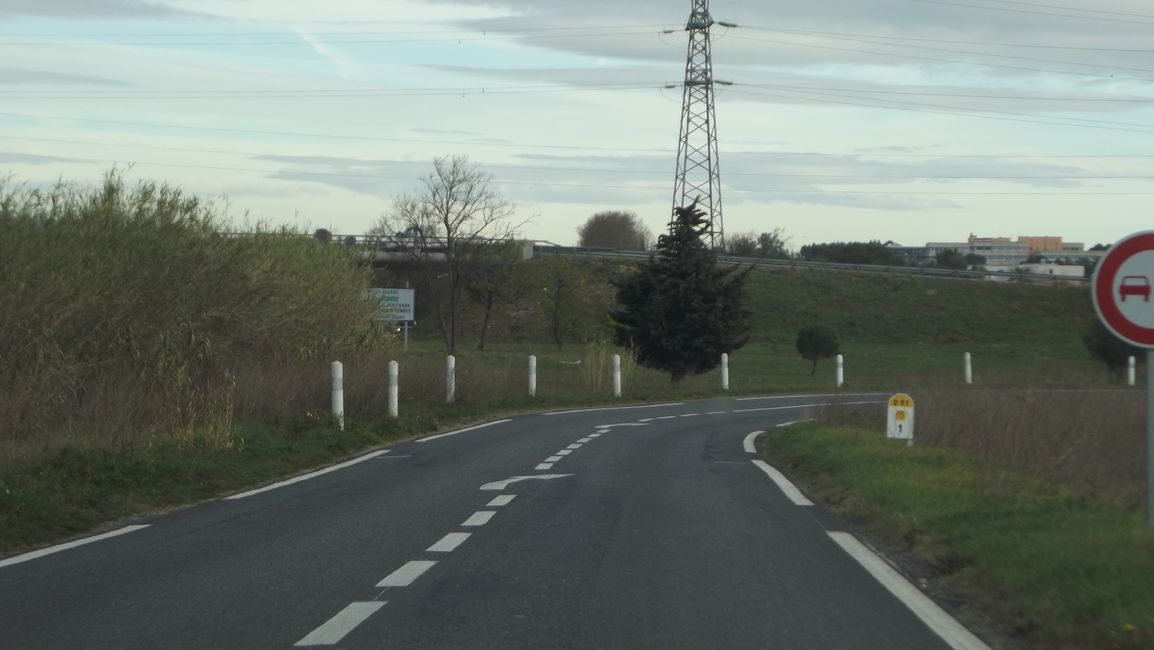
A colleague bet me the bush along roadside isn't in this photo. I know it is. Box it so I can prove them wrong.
[762,422,1154,649]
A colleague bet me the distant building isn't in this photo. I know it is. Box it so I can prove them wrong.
[889,234,1088,267]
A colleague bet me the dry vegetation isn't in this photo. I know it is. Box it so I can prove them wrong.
[0,172,387,457]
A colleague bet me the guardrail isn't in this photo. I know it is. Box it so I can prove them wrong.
[529,244,1089,285]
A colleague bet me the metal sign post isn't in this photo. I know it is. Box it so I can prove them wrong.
[1092,231,1154,527]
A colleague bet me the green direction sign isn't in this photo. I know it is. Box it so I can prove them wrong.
[367,288,415,321]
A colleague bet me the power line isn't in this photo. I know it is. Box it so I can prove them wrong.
[6,111,1154,159]
[978,0,1154,20]
[11,134,1154,181]
[729,87,1154,136]
[10,153,1154,196]
[739,82,1154,104]
[909,0,1154,26]
[733,25,1154,76]
[724,33,1154,84]
[732,24,1154,54]
[0,81,672,100]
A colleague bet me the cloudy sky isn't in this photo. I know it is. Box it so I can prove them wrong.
[4,0,1154,249]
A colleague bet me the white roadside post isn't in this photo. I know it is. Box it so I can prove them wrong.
[446,355,456,404]
[721,353,730,391]
[1129,356,1137,387]
[528,355,537,398]
[964,352,973,385]
[612,354,622,398]
[388,360,399,419]
[1091,230,1154,527]
[331,361,345,431]
[835,354,845,388]
[886,393,915,446]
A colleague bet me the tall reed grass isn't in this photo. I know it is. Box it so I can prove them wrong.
[0,172,386,455]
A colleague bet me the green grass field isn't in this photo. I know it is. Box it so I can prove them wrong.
[763,422,1154,649]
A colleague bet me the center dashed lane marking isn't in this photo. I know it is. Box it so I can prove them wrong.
[565,444,582,450]
[376,561,437,588]
[545,455,563,463]
[427,532,471,553]
[462,511,496,527]
[535,462,554,470]
[487,494,516,507]
[557,449,573,456]
[294,602,386,647]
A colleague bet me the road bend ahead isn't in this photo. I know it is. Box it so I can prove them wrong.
[0,394,989,650]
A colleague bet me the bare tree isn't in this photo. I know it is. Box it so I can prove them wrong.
[372,155,518,354]
[577,211,651,250]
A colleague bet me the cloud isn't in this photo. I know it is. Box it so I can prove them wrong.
[0,67,129,86]
[0,0,200,19]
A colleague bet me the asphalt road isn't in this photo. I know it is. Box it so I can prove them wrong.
[0,394,990,649]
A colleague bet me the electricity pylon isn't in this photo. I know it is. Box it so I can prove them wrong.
[671,0,728,248]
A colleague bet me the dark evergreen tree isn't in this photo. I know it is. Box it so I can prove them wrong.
[1083,320,1142,382]
[610,202,751,385]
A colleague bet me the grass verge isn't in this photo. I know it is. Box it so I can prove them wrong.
[763,422,1154,649]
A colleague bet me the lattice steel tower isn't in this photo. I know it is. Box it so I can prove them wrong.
[671,0,725,247]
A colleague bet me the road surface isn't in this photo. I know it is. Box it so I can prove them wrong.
[0,394,989,649]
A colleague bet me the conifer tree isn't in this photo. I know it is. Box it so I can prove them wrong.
[610,202,751,384]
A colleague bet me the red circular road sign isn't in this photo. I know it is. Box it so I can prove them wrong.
[1093,231,1154,348]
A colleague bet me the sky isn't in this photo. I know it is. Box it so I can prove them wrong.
[3,0,1154,250]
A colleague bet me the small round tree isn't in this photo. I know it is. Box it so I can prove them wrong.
[796,326,839,376]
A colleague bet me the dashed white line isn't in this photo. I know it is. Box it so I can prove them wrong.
[776,419,815,428]
[428,532,471,552]
[565,444,582,450]
[557,450,573,456]
[705,411,726,415]
[376,561,436,588]
[0,525,151,569]
[462,511,496,527]
[487,494,516,507]
[743,431,765,454]
[545,455,563,463]
[680,413,701,418]
[638,418,655,422]
[588,433,602,438]
[417,419,511,443]
[294,602,386,646]
[751,460,814,506]
[829,533,991,650]
[535,462,554,470]
[227,451,388,500]
[657,415,677,420]
[577,437,594,443]
[595,423,650,429]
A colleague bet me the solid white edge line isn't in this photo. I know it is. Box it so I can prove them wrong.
[427,532,471,552]
[776,419,815,428]
[828,532,991,650]
[294,601,386,646]
[734,400,884,414]
[543,402,684,415]
[462,511,496,526]
[0,524,150,569]
[742,431,765,454]
[226,451,388,500]
[417,419,512,443]
[487,494,516,507]
[751,460,814,506]
[736,393,884,401]
[376,560,437,588]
